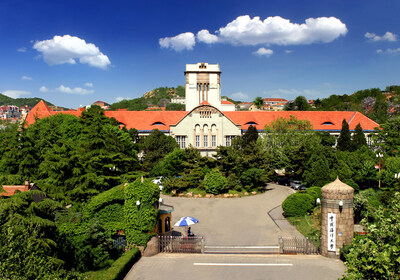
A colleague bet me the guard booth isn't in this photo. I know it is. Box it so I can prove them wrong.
[156,203,174,235]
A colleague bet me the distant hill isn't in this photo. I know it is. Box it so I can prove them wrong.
[109,86,185,111]
[109,86,243,111]
[0,93,54,108]
[313,85,400,123]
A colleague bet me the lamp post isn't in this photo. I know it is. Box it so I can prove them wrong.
[376,153,384,188]
[339,200,343,213]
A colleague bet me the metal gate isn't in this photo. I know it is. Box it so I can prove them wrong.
[279,236,320,254]
[158,236,205,253]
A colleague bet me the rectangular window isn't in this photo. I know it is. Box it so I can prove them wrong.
[212,135,216,147]
[181,136,186,148]
[203,135,208,147]
[226,136,231,147]
[176,136,186,149]
[195,135,200,147]
[226,136,236,147]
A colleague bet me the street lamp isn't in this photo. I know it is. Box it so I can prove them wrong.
[376,153,384,188]
[339,200,343,213]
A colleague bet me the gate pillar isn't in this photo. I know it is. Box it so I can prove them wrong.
[321,178,354,258]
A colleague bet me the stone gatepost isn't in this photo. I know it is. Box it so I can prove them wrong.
[321,178,354,258]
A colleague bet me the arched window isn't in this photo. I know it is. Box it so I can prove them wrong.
[322,121,334,125]
[152,121,165,126]
[245,121,258,125]
[165,217,170,232]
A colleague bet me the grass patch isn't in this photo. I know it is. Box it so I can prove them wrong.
[86,248,141,280]
[286,207,321,239]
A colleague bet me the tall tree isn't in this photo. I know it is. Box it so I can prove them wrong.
[337,119,353,151]
[142,129,179,171]
[352,123,367,150]
[253,96,263,109]
[293,96,311,110]
[373,117,400,156]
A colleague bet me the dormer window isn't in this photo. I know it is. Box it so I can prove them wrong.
[322,121,334,125]
[152,121,165,126]
[245,121,258,125]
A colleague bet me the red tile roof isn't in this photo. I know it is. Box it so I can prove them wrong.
[263,98,288,102]
[25,101,379,132]
[223,111,379,131]
[221,100,234,105]
[0,185,29,196]
[199,100,211,106]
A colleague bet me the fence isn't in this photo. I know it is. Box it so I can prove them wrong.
[158,236,205,253]
[279,236,320,254]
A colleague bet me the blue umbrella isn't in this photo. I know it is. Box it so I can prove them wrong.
[174,216,199,227]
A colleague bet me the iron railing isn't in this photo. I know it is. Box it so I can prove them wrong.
[279,236,320,254]
[158,236,205,253]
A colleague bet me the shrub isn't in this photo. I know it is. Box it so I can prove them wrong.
[203,168,228,194]
[240,168,267,192]
[282,193,314,217]
[305,187,322,202]
[343,178,360,193]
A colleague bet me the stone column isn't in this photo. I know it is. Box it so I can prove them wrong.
[321,178,354,258]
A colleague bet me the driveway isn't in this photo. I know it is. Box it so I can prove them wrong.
[125,254,345,280]
[162,183,295,246]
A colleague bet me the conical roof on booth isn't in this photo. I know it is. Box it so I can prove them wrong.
[322,177,354,199]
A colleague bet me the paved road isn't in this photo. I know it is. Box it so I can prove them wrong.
[125,254,345,280]
[162,183,295,246]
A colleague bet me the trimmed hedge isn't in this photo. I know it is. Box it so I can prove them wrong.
[87,248,141,280]
[282,193,314,217]
[305,187,322,202]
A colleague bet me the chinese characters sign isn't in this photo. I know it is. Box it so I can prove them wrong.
[327,213,336,252]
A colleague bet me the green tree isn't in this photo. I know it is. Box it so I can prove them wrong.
[253,96,263,109]
[261,115,320,177]
[293,96,311,110]
[337,119,353,151]
[373,117,400,156]
[203,168,228,194]
[341,192,400,279]
[142,129,179,172]
[352,123,367,150]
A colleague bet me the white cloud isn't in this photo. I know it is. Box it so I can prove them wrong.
[3,90,31,98]
[365,31,397,42]
[85,82,93,87]
[17,47,27,53]
[231,92,250,101]
[197,29,219,44]
[377,48,400,54]
[21,75,33,81]
[160,15,347,52]
[386,48,400,54]
[33,35,111,69]
[56,85,94,95]
[39,86,49,92]
[159,32,196,51]
[215,15,347,46]
[285,50,293,54]
[253,47,274,57]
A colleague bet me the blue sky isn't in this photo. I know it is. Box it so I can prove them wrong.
[1,0,400,108]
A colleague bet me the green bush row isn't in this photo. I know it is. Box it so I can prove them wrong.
[87,248,141,280]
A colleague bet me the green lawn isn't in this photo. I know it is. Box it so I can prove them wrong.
[286,207,321,239]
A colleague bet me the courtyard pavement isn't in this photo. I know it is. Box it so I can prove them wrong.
[162,183,297,245]
[125,254,346,280]
[124,183,346,280]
